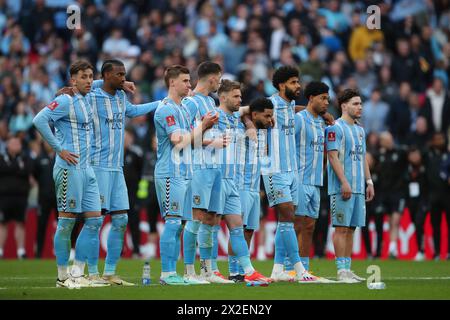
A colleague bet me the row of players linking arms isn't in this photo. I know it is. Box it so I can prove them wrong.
[32,59,375,289]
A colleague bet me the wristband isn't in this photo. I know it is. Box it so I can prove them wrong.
[366,179,373,186]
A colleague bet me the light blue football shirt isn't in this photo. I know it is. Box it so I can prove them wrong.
[216,109,243,179]
[240,135,262,192]
[183,93,220,169]
[326,118,366,195]
[154,97,193,179]
[87,87,158,170]
[295,109,326,186]
[33,93,92,169]
[267,93,297,174]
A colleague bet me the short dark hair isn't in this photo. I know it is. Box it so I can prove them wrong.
[338,88,360,107]
[249,97,274,113]
[164,65,190,88]
[70,60,94,76]
[197,61,222,79]
[101,59,124,77]
[217,79,241,96]
[272,66,299,90]
[303,81,329,100]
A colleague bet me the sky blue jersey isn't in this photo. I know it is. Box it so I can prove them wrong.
[240,134,266,192]
[33,94,92,169]
[326,118,366,195]
[266,93,297,174]
[154,97,193,179]
[183,93,220,169]
[295,109,326,186]
[87,86,158,170]
[216,109,243,180]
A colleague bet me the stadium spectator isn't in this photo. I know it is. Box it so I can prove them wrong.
[425,132,450,260]
[362,151,383,259]
[0,136,32,259]
[31,140,56,258]
[123,128,144,258]
[348,11,384,61]
[140,133,159,259]
[386,82,414,145]
[404,147,428,261]
[420,77,450,136]
[377,132,408,259]
[361,88,389,134]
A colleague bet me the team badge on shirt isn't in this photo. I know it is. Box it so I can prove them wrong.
[166,115,176,126]
[47,101,59,111]
[328,131,336,142]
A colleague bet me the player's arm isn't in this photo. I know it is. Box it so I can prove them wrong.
[326,126,351,200]
[237,105,250,116]
[364,154,375,202]
[32,97,79,165]
[125,99,161,117]
[240,113,258,142]
[187,111,219,148]
[183,99,225,148]
[327,151,351,200]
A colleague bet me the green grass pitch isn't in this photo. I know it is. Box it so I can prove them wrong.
[0,259,449,300]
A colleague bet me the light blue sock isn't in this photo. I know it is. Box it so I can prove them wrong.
[172,223,183,273]
[198,223,213,260]
[300,257,310,271]
[230,227,254,274]
[345,257,352,270]
[104,214,128,275]
[284,256,294,271]
[183,220,200,265]
[211,224,220,270]
[160,217,181,273]
[54,217,76,267]
[228,255,239,275]
[76,216,103,275]
[274,224,286,265]
[238,264,245,275]
[278,222,301,266]
[336,257,346,271]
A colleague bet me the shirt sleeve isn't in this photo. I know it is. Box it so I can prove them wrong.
[325,124,342,152]
[154,104,182,136]
[32,95,70,153]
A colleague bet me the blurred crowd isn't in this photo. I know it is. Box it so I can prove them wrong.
[0,0,449,260]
